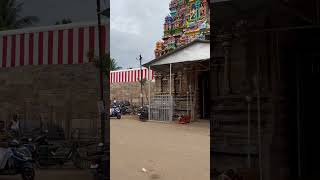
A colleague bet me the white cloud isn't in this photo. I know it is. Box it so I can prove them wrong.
[111,16,141,35]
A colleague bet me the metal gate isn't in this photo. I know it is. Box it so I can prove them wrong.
[149,95,173,121]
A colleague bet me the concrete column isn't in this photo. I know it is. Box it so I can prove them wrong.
[222,39,232,95]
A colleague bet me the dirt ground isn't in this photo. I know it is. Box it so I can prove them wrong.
[0,169,91,180]
[111,115,210,180]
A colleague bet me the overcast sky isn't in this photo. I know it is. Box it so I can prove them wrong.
[21,0,171,69]
[110,0,171,68]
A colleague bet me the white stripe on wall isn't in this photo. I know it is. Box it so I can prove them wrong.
[62,30,68,64]
[52,30,58,65]
[24,34,29,66]
[15,34,20,67]
[126,71,129,82]
[33,32,39,65]
[43,31,49,65]
[83,27,89,63]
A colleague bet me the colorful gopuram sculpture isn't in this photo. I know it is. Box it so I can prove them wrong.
[154,0,210,58]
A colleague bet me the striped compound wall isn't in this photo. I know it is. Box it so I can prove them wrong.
[110,67,155,84]
[0,23,154,85]
[0,22,109,68]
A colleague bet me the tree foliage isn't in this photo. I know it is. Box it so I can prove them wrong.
[0,0,39,31]
[87,50,122,75]
[110,58,122,71]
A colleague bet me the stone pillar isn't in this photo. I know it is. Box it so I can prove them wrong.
[163,75,169,94]
[154,72,162,94]
[171,73,176,95]
[181,71,188,95]
[222,38,232,95]
[239,35,254,95]
[177,71,183,95]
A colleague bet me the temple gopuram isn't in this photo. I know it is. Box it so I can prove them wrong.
[154,0,210,58]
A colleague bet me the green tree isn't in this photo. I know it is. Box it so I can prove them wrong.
[0,0,39,31]
[110,58,122,71]
[55,18,72,25]
[87,50,122,73]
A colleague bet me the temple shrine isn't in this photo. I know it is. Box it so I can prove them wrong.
[154,0,210,58]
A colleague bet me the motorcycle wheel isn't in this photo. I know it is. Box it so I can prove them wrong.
[21,167,35,180]
[74,158,90,169]
[117,114,121,119]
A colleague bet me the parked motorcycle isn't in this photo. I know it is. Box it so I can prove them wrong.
[20,132,49,167]
[110,105,121,119]
[0,140,35,180]
[37,140,82,168]
[137,106,149,122]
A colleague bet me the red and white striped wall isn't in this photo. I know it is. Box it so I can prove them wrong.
[0,22,109,68]
[110,67,155,84]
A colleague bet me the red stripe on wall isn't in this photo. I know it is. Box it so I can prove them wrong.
[121,72,123,83]
[29,33,34,65]
[122,72,125,82]
[48,31,53,65]
[20,34,25,66]
[58,30,63,64]
[152,70,154,80]
[2,36,7,67]
[117,72,119,83]
[132,70,134,82]
[38,32,43,65]
[68,29,74,64]
[11,35,16,67]
[78,28,84,64]
[101,26,106,54]
[89,26,95,61]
